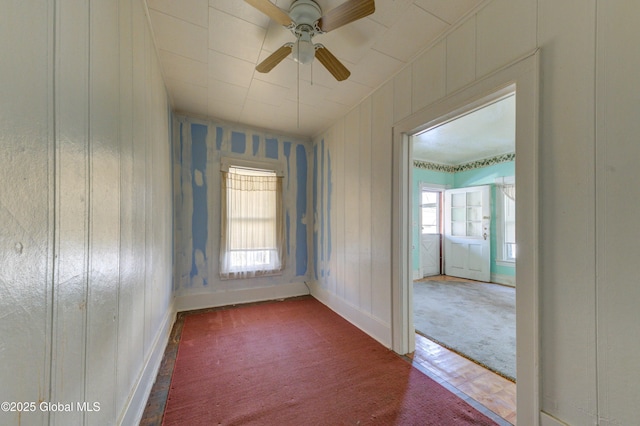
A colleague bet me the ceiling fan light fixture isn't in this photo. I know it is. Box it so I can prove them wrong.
[292,31,315,64]
[247,0,376,80]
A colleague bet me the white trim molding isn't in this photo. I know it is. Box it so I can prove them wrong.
[310,282,392,348]
[491,273,516,287]
[540,411,570,426]
[120,300,176,426]
[220,156,285,177]
[174,282,309,312]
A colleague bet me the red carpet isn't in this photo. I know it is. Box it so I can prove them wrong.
[163,297,498,425]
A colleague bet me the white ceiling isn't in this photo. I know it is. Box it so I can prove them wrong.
[412,94,515,165]
[146,0,484,138]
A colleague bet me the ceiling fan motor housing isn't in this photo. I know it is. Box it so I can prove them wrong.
[247,0,374,80]
[289,0,322,29]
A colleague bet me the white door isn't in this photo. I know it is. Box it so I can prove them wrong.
[419,189,441,277]
[420,234,440,276]
[444,185,491,281]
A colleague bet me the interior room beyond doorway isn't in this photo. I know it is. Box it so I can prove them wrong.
[410,93,517,423]
[412,94,516,286]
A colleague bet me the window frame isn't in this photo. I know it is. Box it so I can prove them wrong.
[419,187,442,235]
[219,157,285,279]
[220,157,285,177]
[495,176,516,266]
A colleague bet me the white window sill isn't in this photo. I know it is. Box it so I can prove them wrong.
[496,260,516,268]
[219,269,283,280]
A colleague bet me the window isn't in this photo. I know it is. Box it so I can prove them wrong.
[496,177,516,263]
[420,190,440,234]
[220,162,285,278]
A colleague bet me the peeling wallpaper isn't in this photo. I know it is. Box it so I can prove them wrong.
[173,116,312,297]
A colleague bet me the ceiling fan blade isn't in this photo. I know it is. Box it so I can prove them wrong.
[245,0,293,27]
[318,0,375,33]
[256,44,293,73]
[315,46,351,81]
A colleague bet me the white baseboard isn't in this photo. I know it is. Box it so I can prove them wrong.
[540,411,570,426]
[174,282,310,312]
[491,273,516,286]
[119,299,176,426]
[309,283,392,348]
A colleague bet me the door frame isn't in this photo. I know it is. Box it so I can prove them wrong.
[391,50,540,424]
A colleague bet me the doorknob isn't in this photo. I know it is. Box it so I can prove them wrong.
[483,232,487,240]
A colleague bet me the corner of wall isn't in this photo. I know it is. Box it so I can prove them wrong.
[309,282,392,348]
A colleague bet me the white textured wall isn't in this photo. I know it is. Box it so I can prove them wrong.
[538,1,597,424]
[313,0,640,424]
[0,0,173,424]
[0,2,52,425]
[593,2,640,426]
[310,85,393,346]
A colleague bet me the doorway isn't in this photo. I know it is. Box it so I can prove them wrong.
[391,51,540,424]
[413,91,517,421]
[410,95,517,412]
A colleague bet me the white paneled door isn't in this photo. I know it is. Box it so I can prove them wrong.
[420,234,441,276]
[444,185,491,281]
[419,189,441,277]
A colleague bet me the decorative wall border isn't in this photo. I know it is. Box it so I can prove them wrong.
[414,152,515,173]
[413,161,457,173]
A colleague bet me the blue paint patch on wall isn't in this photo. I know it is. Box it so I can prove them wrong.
[296,144,308,276]
[312,143,318,280]
[286,211,290,256]
[265,138,278,159]
[179,122,184,204]
[179,122,184,164]
[191,124,207,177]
[170,114,176,289]
[327,150,332,262]
[252,135,260,156]
[283,141,292,189]
[231,131,246,154]
[320,140,325,277]
[216,126,223,151]
[190,123,208,286]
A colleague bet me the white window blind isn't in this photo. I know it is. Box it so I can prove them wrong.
[219,166,284,278]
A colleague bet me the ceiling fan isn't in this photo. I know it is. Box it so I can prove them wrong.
[245,0,375,81]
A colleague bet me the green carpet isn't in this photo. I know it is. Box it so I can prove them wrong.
[413,279,516,381]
